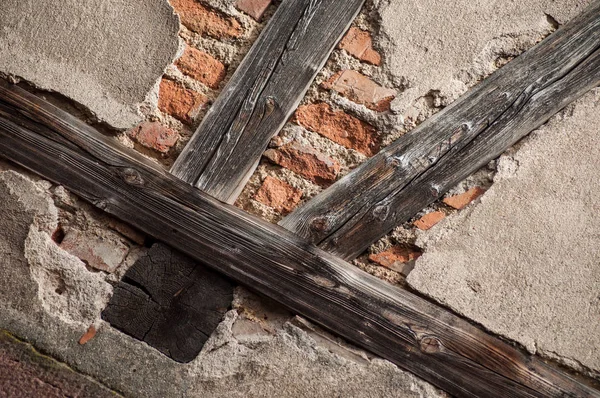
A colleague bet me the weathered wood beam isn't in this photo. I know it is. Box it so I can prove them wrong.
[0,81,598,398]
[280,1,600,260]
[170,0,364,204]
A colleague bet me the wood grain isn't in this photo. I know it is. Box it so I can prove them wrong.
[0,81,598,398]
[102,243,234,363]
[170,0,364,204]
[280,1,600,260]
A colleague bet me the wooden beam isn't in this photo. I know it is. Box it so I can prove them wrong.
[0,81,598,398]
[280,1,600,260]
[170,0,364,204]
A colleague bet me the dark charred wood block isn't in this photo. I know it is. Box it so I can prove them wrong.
[102,243,234,363]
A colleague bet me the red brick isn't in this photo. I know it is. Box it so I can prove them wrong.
[176,46,227,89]
[295,103,380,156]
[235,0,272,21]
[369,246,422,266]
[60,229,129,273]
[322,70,396,112]
[263,143,341,186]
[78,325,96,345]
[414,211,446,231]
[443,187,486,210]
[339,27,381,65]
[170,0,242,39]
[128,121,179,153]
[158,79,206,124]
[369,246,422,273]
[254,176,302,214]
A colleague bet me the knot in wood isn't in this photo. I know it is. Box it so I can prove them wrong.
[386,155,401,168]
[419,336,442,354]
[372,205,389,221]
[118,167,145,186]
[310,216,330,233]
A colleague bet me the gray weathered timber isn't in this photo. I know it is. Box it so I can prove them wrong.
[280,0,600,260]
[0,82,598,398]
[170,0,364,204]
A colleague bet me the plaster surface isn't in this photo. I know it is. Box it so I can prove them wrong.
[0,0,180,129]
[408,89,600,376]
[377,0,591,114]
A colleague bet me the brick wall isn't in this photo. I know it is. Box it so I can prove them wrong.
[116,0,494,286]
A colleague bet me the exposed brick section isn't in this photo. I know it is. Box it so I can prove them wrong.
[295,102,381,156]
[414,211,446,231]
[0,331,114,397]
[443,187,486,210]
[369,245,422,275]
[158,79,206,124]
[176,46,227,89]
[322,70,396,112]
[369,246,422,267]
[170,0,242,39]
[263,143,341,186]
[235,0,272,21]
[339,27,381,65]
[60,229,129,273]
[254,176,303,214]
[129,121,179,153]
[78,325,96,345]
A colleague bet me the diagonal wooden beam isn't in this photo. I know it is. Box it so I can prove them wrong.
[0,81,598,398]
[170,0,364,204]
[280,0,600,260]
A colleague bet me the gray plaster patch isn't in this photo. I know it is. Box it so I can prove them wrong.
[0,0,180,129]
[408,89,600,376]
[0,171,112,327]
[376,0,591,114]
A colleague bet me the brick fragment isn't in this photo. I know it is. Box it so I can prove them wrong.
[443,187,486,210]
[413,211,446,231]
[254,176,303,214]
[339,27,381,65]
[158,79,206,124]
[60,229,129,273]
[235,0,272,21]
[176,46,227,89]
[78,325,96,345]
[170,0,242,39]
[128,121,179,153]
[295,103,380,156]
[108,219,147,246]
[263,143,341,186]
[369,246,422,275]
[322,70,395,111]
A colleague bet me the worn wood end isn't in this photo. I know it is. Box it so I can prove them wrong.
[102,243,234,363]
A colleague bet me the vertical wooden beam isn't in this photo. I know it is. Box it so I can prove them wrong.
[170,0,364,203]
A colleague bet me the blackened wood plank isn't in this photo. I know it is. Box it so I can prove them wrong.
[170,0,365,204]
[280,1,600,260]
[102,243,234,363]
[0,82,598,398]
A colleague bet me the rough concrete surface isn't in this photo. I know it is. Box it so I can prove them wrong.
[0,0,180,129]
[377,0,591,115]
[0,169,443,396]
[0,331,118,397]
[408,89,600,376]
